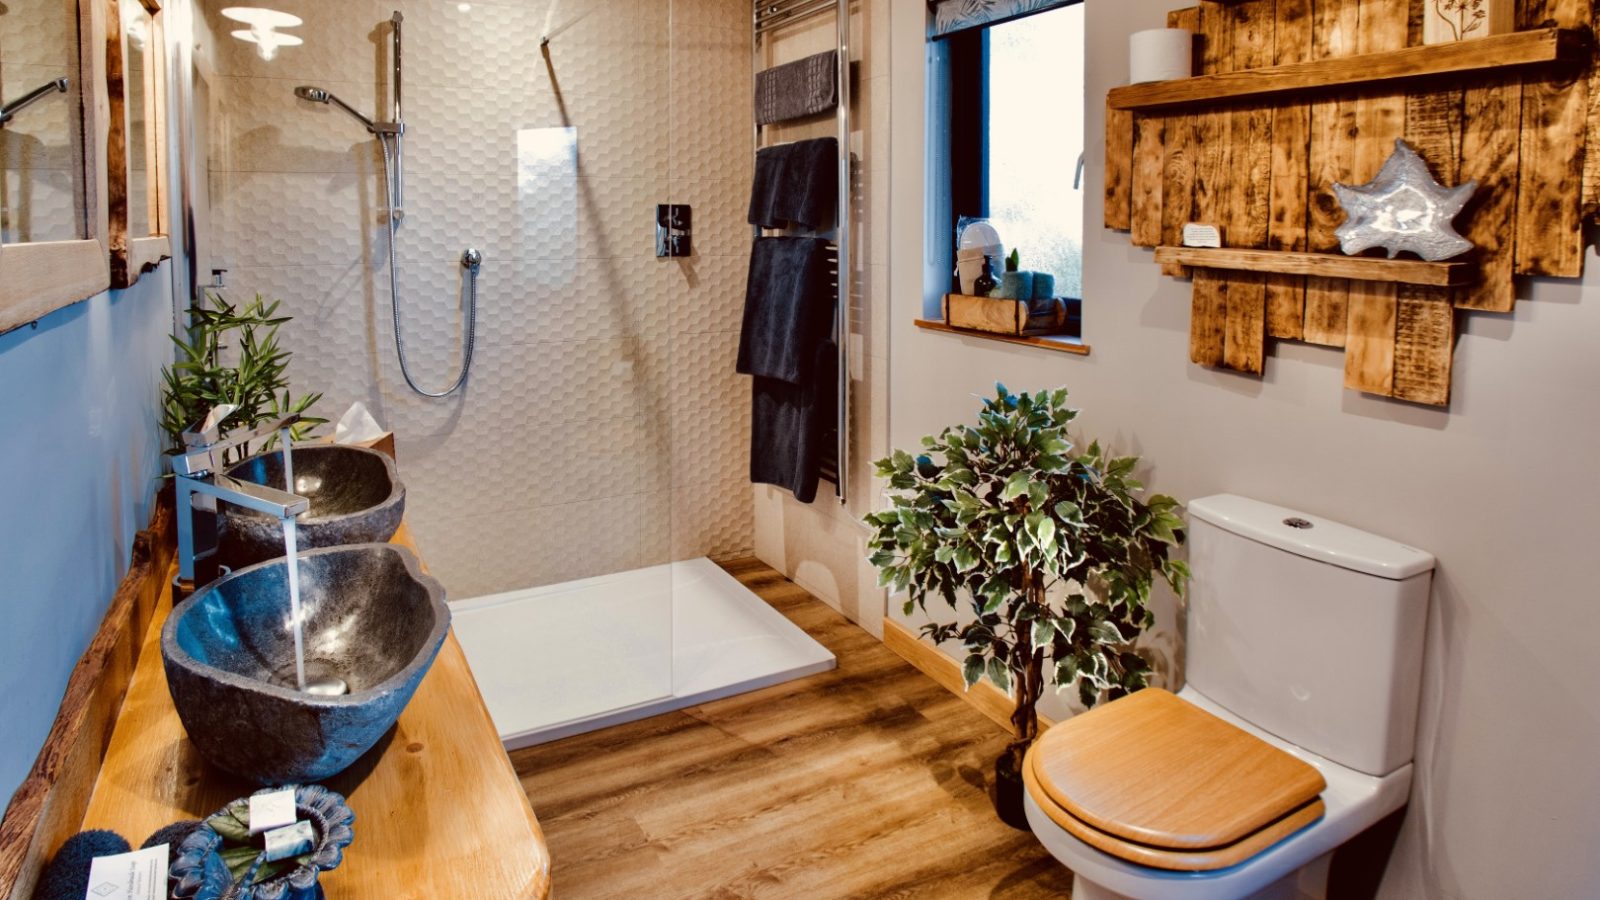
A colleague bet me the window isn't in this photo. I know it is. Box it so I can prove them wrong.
[942,3,1086,301]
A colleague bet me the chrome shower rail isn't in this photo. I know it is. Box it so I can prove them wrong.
[751,0,851,507]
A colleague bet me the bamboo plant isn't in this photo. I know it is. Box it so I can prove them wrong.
[160,292,325,465]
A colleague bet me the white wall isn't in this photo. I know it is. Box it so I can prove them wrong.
[888,3,1600,897]
[0,264,174,807]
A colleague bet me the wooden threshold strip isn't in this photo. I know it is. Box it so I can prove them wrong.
[1108,27,1588,111]
[1153,246,1474,287]
[914,319,1091,356]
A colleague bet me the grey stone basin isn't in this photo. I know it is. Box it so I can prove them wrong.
[219,444,405,569]
[162,543,449,786]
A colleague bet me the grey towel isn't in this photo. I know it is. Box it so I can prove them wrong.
[751,340,836,504]
[755,50,837,126]
[748,137,838,231]
[737,237,834,383]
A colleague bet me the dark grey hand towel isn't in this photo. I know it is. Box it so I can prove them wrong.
[748,137,839,230]
[751,340,836,504]
[755,50,838,126]
[737,236,834,384]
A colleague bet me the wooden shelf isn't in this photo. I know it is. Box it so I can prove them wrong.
[1153,246,1475,287]
[914,318,1090,355]
[1108,27,1587,111]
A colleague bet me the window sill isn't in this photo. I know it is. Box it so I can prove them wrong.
[913,318,1091,356]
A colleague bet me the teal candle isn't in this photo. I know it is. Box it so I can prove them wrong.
[1031,272,1056,299]
[997,271,1034,300]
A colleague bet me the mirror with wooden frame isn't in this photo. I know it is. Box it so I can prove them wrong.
[0,0,111,333]
[106,0,168,288]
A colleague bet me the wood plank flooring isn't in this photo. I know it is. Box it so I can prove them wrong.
[511,558,1074,900]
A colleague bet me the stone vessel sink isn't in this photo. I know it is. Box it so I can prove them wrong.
[219,444,405,569]
[162,543,449,785]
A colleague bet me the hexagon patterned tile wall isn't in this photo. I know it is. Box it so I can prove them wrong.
[198,0,754,598]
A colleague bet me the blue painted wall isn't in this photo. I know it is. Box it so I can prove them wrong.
[0,263,173,806]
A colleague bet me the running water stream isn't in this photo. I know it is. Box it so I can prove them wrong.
[282,442,307,693]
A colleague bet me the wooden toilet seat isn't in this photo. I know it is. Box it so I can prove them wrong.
[1023,688,1328,872]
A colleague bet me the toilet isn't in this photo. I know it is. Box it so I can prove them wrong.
[1022,494,1434,900]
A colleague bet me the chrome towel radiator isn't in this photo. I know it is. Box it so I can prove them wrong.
[751,0,851,506]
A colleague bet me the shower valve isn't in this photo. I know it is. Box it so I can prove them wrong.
[656,204,692,258]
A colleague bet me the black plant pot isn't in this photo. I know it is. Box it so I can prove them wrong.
[992,745,1032,831]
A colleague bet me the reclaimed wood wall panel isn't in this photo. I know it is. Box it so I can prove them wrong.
[1107,107,1135,231]
[1102,0,1597,407]
[1266,0,1313,339]
[1159,7,1202,275]
[1304,0,1367,347]
[1131,114,1167,246]
[1191,269,1231,365]
[1457,75,1524,311]
[1344,280,1399,394]
[1584,0,1600,218]
[1392,285,1457,404]
[1338,0,1409,373]
[1514,0,1588,277]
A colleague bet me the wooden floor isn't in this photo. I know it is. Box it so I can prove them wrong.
[511,558,1073,900]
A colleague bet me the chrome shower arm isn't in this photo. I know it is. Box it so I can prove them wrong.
[0,78,68,128]
[329,93,381,133]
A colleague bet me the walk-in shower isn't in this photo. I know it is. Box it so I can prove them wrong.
[292,11,476,398]
[203,2,834,749]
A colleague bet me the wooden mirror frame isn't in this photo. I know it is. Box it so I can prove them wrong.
[105,0,170,289]
[0,0,113,334]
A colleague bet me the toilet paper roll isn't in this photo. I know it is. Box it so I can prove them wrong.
[1129,28,1193,84]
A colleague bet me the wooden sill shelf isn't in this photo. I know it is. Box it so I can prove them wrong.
[915,318,1090,355]
[1153,246,1474,287]
[1108,27,1587,111]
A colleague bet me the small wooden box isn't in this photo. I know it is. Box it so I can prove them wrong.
[943,293,1069,336]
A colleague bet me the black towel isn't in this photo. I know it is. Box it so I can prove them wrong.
[755,51,838,126]
[737,236,833,384]
[751,340,836,504]
[748,137,838,230]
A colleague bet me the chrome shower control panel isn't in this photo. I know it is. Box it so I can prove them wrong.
[656,204,691,258]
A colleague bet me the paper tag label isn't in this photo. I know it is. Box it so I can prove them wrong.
[84,845,168,900]
[1182,223,1223,248]
[262,820,316,862]
[248,788,297,835]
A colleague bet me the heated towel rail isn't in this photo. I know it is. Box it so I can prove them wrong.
[752,0,851,506]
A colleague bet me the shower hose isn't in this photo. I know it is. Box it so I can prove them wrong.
[378,133,478,397]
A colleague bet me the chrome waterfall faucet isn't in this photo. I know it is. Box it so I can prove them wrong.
[169,405,309,594]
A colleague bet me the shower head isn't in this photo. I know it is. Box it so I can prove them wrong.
[292,85,381,134]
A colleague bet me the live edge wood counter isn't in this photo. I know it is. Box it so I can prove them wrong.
[78,524,552,899]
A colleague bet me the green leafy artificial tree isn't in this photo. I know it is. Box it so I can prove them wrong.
[866,385,1188,816]
[160,292,326,465]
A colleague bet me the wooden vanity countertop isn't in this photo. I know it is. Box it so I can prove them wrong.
[77,524,552,899]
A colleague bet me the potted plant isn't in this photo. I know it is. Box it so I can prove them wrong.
[866,385,1189,828]
[159,292,326,582]
[160,292,326,463]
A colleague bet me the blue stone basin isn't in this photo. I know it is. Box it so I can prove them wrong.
[162,543,449,786]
